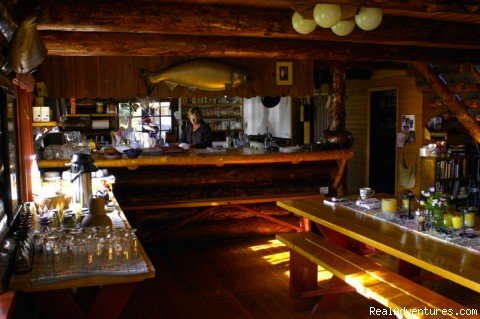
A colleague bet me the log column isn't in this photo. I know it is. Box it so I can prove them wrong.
[323,65,354,149]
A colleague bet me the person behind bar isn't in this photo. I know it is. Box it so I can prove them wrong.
[180,106,212,148]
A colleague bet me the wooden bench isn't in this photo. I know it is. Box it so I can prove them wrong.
[122,194,324,233]
[277,232,478,319]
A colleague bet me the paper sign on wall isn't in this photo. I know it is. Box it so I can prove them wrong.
[401,115,415,143]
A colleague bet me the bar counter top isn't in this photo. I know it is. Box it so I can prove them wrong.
[37,148,354,169]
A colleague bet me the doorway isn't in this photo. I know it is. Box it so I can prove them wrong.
[369,89,397,194]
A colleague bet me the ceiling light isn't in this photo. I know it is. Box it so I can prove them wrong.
[313,4,342,28]
[292,4,383,36]
[292,11,317,34]
[331,19,355,36]
[355,7,383,31]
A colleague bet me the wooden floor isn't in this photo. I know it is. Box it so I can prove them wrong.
[12,235,480,318]
[120,236,399,319]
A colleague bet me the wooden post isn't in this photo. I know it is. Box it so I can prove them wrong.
[323,65,354,149]
[328,65,346,132]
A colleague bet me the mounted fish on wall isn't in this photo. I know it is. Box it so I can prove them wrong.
[140,59,248,95]
[4,0,51,74]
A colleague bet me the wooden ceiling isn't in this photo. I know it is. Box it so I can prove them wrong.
[26,0,480,67]
[31,0,480,65]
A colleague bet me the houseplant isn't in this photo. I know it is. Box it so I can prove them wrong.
[417,187,452,228]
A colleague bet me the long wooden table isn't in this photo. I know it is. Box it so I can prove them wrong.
[9,196,155,319]
[277,198,480,294]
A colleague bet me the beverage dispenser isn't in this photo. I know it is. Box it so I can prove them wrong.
[70,153,98,208]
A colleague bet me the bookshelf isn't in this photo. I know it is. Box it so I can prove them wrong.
[420,156,470,200]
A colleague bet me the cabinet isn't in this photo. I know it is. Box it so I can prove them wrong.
[420,156,470,200]
[180,98,242,134]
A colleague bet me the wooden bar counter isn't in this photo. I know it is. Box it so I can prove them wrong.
[37,148,353,240]
[37,148,353,169]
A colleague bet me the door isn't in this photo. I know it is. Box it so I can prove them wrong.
[369,89,397,194]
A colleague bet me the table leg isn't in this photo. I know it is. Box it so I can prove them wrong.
[300,217,311,231]
[87,283,137,319]
[32,282,137,319]
[317,225,350,249]
[33,289,85,319]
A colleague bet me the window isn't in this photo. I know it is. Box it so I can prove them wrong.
[118,99,173,144]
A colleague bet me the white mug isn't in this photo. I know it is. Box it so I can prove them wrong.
[359,187,375,200]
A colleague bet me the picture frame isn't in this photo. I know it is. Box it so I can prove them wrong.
[275,61,293,86]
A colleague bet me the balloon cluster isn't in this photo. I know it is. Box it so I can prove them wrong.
[292,5,383,36]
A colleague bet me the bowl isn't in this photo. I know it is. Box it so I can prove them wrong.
[123,148,142,158]
[103,154,122,160]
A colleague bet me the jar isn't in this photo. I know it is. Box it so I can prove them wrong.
[96,102,104,114]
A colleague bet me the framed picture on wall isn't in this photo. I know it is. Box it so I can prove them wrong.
[275,61,293,86]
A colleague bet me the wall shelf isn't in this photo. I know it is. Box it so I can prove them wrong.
[66,114,117,118]
[180,98,243,135]
[32,121,58,127]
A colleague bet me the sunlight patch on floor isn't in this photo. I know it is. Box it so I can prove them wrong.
[251,239,334,282]
[263,252,290,265]
[249,239,285,251]
[282,267,333,282]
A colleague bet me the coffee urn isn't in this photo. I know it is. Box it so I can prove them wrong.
[70,153,98,208]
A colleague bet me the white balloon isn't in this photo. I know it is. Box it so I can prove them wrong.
[355,7,383,31]
[291,11,317,35]
[331,19,355,36]
[313,4,341,28]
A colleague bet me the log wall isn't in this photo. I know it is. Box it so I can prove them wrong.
[110,161,336,207]
[110,160,338,241]
[38,56,314,99]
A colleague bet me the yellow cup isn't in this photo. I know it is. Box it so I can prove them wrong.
[465,213,475,228]
[443,213,453,228]
[451,216,462,230]
[381,198,397,213]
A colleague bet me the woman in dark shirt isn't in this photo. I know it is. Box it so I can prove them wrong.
[180,106,212,148]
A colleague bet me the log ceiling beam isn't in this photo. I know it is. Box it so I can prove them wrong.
[39,31,480,63]
[431,99,480,109]
[290,0,479,14]
[470,64,480,83]
[37,2,480,51]
[413,61,480,143]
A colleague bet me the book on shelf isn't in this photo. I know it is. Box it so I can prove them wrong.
[452,180,460,198]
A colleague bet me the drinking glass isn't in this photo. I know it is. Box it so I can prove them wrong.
[113,228,126,260]
[44,229,63,270]
[33,231,45,260]
[125,228,139,258]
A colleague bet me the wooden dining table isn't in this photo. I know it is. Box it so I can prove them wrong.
[9,195,155,319]
[277,197,480,294]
